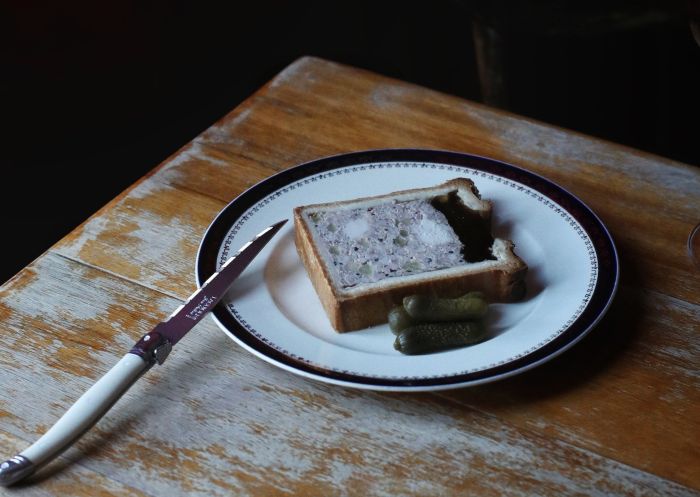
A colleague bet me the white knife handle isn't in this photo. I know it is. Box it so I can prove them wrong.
[0,353,148,486]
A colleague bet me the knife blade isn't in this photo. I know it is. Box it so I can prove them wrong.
[0,219,287,486]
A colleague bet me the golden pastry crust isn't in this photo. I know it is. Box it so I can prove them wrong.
[293,178,527,332]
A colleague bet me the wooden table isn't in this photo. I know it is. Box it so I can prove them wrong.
[1,57,698,496]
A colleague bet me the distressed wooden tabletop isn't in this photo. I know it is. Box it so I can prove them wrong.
[1,56,699,496]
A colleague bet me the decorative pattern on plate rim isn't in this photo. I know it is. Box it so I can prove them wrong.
[217,161,598,380]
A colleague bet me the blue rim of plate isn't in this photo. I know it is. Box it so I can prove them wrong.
[196,149,619,390]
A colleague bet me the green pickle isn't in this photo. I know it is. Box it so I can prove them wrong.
[403,292,488,322]
[388,306,416,335]
[393,321,488,355]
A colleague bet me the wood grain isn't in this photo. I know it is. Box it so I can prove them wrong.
[56,180,227,299]
[161,57,700,302]
[0,255,695,496]
[1,56,698,495]
[0,431,149,497]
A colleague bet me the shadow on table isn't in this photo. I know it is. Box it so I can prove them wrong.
[363,292,640,411]
[21,325,243,486]
[19,394,161,486]
[13,247,641,486]
[440,252,642,407]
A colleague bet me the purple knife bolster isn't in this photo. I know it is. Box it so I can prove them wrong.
[127,221,287,366]
[0,455,35,486]
[129,323,173,366]
[0,221,288,488]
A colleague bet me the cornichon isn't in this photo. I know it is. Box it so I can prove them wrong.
[388,306,416,335]
[393,321,488,355]
[403,292,488,322]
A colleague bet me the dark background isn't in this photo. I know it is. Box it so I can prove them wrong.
[2,0,699,284]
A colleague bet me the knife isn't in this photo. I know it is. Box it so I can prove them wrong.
[0,219,287,486]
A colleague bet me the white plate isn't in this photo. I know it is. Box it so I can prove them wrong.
[196,150,618,391]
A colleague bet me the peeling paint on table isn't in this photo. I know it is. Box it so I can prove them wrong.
[1,57,698,496]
